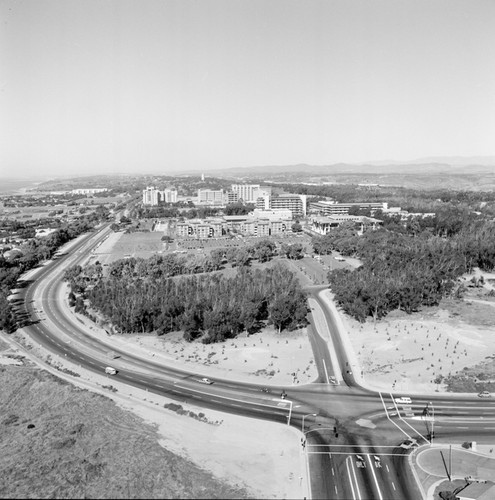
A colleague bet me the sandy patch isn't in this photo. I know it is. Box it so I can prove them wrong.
[343,297,495,394]
[131,328,318,386]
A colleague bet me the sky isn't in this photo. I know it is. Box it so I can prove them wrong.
[1,0,495,178]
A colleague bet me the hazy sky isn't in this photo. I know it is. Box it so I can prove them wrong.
[1,0,495,178]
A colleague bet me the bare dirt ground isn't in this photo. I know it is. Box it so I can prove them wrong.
[343,273,495,394]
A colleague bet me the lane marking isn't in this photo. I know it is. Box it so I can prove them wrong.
[366,454,383,500]
[307,451,407,457]
[379,392,413,440]
[322,358,330,384]
[345,457,358,500]
[349,455,362,500]
[390,394,431,445]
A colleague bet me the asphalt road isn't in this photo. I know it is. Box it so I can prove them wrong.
[14,224,495,500]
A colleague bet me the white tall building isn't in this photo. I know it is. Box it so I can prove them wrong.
[143,186,178,206]
[231,184,260,203]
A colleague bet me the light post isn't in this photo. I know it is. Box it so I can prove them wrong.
[302,413,317,434]
[425,401,435,443]
[430,402,435,443]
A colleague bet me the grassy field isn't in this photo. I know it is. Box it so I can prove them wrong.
[0,361,249,499]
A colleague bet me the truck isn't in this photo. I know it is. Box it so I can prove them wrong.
[105,366,117,375]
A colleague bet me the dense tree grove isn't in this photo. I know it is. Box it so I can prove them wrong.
[71,263,308,341]
[323,220,495,322]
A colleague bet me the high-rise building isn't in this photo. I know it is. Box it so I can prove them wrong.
[231,184,260,203]
[162,188,178,203]
[142,186,178,206]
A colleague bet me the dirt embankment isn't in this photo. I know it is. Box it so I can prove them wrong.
[0,358,250,499]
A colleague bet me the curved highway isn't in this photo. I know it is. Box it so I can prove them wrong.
[14,224,495,499]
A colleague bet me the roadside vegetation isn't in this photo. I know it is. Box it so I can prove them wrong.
[0,211,109,333]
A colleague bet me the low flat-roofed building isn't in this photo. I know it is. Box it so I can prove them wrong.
[251,208,292,220]
[72,188,108,195]
[310,201,387,215]
[311,215,382,235]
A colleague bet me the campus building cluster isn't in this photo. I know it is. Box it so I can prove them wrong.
[197,184,307,217]
[173,210,295,239]
[142,183,307,218]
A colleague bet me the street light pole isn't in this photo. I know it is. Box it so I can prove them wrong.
[302,413,317,434]
[430,402,435,443]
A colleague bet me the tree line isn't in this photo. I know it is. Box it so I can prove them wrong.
[318,219,495,322]
[67,263,308,342]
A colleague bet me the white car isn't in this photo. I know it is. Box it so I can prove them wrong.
[198,377,213,385]
[400,439,418,450]
[478,391,492,398]
[356,456,366,468]
[395,397,412,405]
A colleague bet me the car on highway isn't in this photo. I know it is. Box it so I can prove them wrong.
[478,391,492,398]
[356,455,366,468]
[105,366,117,375]
[198,377,213,385]
[400,438,418,449]
[395,396,412,404]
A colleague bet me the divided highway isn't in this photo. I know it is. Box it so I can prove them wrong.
[14,224,495,499]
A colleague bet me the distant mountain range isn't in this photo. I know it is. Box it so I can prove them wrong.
[192,156,495,191]
[356,156,495,167]
[199,157,495,178]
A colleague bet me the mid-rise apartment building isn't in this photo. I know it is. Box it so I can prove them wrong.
[269,194,307,217]
[197,189,224,206]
